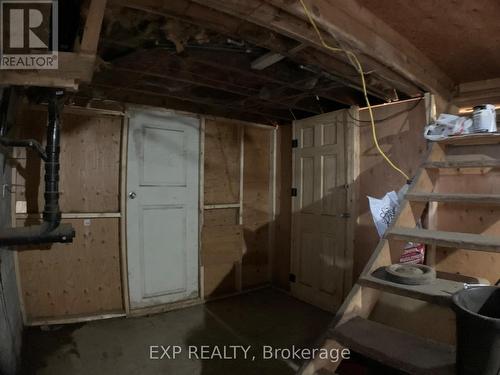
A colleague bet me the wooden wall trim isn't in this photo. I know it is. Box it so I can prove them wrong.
[199,117,206,300]
[236,124,244,292]
[344,106,360,297]
[119,116,130,314]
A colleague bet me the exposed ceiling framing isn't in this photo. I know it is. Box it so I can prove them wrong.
[81,0,454,123]
[4,0,499,122]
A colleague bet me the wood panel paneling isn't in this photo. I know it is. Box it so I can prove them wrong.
[202,225,243,266]
[354,99,427,280]
[203,208,239,227]
[273,125,292,290]
[17,218,123,322]
[242,126,271,288]
[202,117,242,298]
[14,108,121,213]
[13,106,124,323]
[202,120,273,296]
[433,201,500,284]
[204,119,241,205]
[202,208,239,299]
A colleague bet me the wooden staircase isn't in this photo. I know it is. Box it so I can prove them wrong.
[299,134,500,375]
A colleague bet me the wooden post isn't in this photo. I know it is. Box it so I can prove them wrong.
[80,0,108,54]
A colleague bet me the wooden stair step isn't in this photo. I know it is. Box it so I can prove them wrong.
[387,227,500,252]
[332,317,455,375]
[406,192,500,204]
[424,159,500,168]
[358,269,465,306]
[436,133,500,146]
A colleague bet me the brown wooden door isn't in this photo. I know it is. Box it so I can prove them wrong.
[291,109,354,312]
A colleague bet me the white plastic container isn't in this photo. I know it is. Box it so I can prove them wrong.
[472,104,497,133]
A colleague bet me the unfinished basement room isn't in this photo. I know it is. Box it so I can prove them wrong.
[1,1,500,375]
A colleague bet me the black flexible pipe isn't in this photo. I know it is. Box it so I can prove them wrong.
[0,89,75,246]
[0,137,47,161]
[43,93,63,230]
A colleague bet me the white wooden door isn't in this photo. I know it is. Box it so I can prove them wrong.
[291,109,354,312]
[126,109,200,309]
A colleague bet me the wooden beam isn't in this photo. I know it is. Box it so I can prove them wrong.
[251,44,306,70]
[265,0,454,97]
[80,0,108,54]
[111,67,321,114]
[83,83,289,123]
[188,0,451,97]
[454,78,500,107]
[0,52,95,90]
[91,76,293,121]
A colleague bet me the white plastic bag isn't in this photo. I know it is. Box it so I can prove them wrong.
[368,187,426,264]
[424,113,473,141]
[368,191,399,237]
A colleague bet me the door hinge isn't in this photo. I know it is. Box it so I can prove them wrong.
[291,188,297,197]
[292,139,298,148]
[289,273,296,283]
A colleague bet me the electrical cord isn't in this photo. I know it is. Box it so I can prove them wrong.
[298,0,410,181]
[347,97,423,126]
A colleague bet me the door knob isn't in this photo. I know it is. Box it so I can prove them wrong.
[128,191,137,199]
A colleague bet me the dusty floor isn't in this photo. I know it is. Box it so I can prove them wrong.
[20,288,334,375]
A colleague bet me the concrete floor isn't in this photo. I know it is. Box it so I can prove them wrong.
[20,288,333,375]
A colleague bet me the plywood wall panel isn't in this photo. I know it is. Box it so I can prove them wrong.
[273,125,292,290]
[202,208,239,299]
[14,108,121,213]
[204,263,237,297]
[17,218,123,322]
[433,202,500,284]
[204,119,241,205]
[203,208,239,227]
[354,99,427,280]
[202,225,243,266]
[242,126,271,288]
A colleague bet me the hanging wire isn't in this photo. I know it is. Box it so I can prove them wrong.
[298,0,410,181]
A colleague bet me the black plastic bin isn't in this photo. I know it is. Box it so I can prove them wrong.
[452,286,500,375]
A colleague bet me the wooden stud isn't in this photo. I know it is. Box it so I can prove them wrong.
[204,203,240,210]
[267,127,278,282]
[80,0,108,54]
[235,124,245,292]
[199,117,206,300]
[344,106,359,298]
[119,115,130,314]
[0,52,96,90]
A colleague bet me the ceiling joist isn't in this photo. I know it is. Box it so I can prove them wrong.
[186,0,453,97]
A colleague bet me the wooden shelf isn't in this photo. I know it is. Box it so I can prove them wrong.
[333,317,456,375]
[424,159,500,168]
[406,192,500,204]
[436,133,500,146]
[386,227,500,253]
[359,268,465,306]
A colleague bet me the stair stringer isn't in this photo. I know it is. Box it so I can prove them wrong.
[296,142,445,375]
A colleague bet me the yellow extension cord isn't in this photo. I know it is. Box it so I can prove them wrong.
[298,0,410,181]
